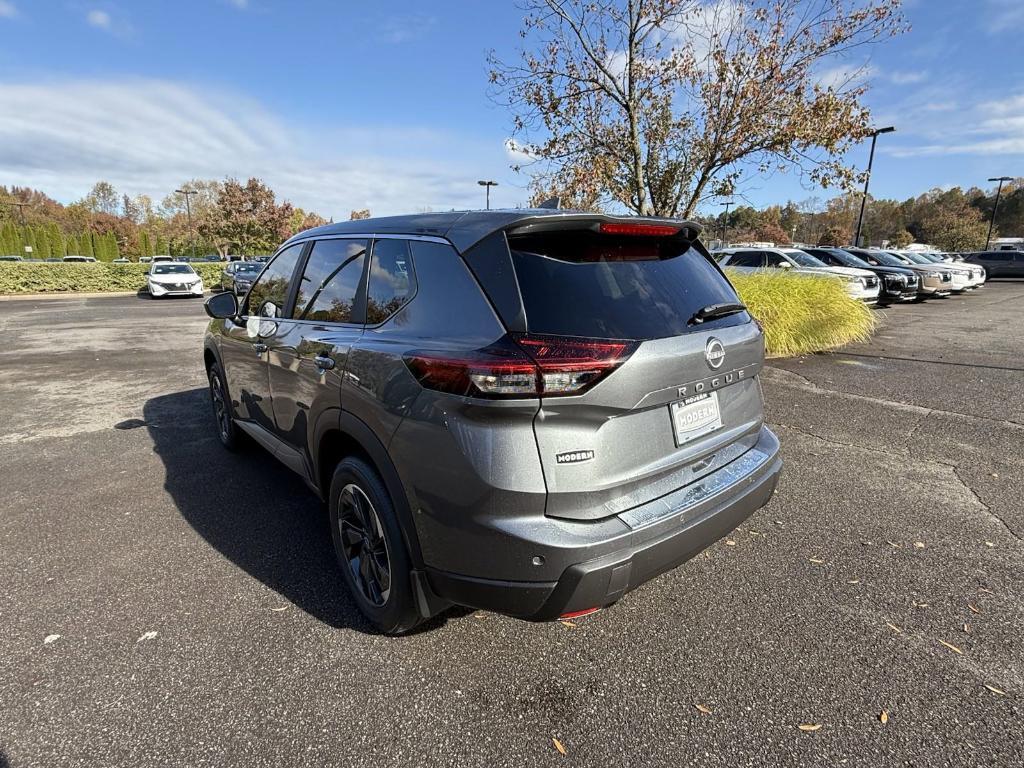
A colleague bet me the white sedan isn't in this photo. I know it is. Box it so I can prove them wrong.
[147,262,204,298]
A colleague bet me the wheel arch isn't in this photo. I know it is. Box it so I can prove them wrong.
[317,412,424,569]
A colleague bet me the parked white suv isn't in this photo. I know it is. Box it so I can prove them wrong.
[714,247,880,304]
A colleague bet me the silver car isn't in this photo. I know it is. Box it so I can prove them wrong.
[202,211,783,633]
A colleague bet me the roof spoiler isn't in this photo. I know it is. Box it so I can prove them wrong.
[504,215,702,243]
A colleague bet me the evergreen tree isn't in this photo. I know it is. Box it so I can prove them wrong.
[155,233,168,255]
[48,224,65,258]
[35,227,51,259]
[25,227,37,258]
[65,234,79,256]
[80,231,94,258]
[107,233,120,260]
[0,221,16,255]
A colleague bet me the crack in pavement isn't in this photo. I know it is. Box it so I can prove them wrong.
[763,365,1024,429]
[774,421,1023,545]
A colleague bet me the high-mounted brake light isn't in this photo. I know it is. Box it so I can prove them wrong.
[404,334,637,399]
[599,222,680,237]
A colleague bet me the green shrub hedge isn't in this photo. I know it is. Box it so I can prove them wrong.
[728,269,877,357]
[0,262,224,294]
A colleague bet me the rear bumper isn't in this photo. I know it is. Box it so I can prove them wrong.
[424,425,782,620]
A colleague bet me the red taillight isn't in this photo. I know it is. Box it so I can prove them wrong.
[404,334,636,399]
[599,222,680,237]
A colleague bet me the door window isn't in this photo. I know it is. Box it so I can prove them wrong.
[293,238,368,323]
[764,251,788,267]
[366,239,416,324]
[245,243,304,318]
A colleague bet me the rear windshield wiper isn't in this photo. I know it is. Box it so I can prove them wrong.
[688,301,747,325]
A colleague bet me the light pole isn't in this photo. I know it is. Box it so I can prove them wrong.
[854,126,895,248]
[985,176,1013,251]
[175,188,198,258]
[477,180,498,210]
[719,201,732,244]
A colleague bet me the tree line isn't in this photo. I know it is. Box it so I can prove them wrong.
[0,178,330,261]
[704,181,1023,251]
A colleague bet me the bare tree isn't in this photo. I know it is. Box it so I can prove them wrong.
[490,0,905,218]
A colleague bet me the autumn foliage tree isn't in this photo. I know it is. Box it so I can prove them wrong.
[491,0,905,218]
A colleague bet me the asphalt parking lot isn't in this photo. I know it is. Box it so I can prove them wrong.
[2,284,1022,767]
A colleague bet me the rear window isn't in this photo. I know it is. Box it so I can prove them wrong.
[509,231,745,340]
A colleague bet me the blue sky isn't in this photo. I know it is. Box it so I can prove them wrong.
[0,0,1021,218]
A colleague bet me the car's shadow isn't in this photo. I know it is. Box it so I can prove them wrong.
[140,388,461,634]
[141,388,469,634]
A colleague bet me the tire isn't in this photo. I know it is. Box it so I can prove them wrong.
[207,361,243,451]
[328,457,421,635]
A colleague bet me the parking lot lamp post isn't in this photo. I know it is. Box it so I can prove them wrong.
[985,176,1013,251]
[719,201,732,244]
[175,188,198,258]
[854,126,895,248]
[477,180,498,210]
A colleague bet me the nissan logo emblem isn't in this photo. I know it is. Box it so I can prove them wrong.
[705,338,725,370]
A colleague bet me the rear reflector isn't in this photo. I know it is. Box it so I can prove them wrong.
[599,222,680,237]
[560,607,601,619]
[404,334,636,399]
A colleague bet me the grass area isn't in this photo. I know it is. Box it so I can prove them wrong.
[727,269,877,358]
[0,262,223,294]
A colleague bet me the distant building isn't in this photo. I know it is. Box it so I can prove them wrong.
[992,237,1023,250]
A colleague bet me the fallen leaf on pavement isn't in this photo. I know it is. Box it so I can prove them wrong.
[560,621,576,628]
[847,579,860,584]
[968,604,981,614]
[913,542,925,549]
[938,640,963,654]
[963,623,970,633]
[694,704,712,714]
[725,539,736,546]
[886,622,902,634]
[137,631,158,643]
[886,540,902,549]
[43,634,61,645]
[798,724,822,732]
[552,738,567,755]
[879,710,889,724]
[809,557,825,564]
[984,541,994,548]
[984,684,1006,696]
[269,606,288,612]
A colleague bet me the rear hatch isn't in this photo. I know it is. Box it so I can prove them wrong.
[495,219,766,521]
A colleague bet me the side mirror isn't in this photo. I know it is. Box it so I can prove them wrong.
[205,291,239,320]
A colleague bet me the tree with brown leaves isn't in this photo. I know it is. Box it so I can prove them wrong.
[490,0,905,218]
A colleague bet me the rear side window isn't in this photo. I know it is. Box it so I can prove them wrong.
[246,243,304,317]
[293,238,368,323]
[366,239,416,324]
[509,231,745,340]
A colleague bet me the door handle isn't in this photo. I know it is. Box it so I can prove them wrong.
[314,354,336,371]
[253,342,268,355]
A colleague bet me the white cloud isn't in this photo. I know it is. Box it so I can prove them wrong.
[886,90,1024,157]
[86,9,111,29]
[887,70,928,85]
[379,13,437,44]
[0,79,509,216]
[816,63,874,90]
[0,1,17,19]
[504,138,537,166]
[985,0,1024,34]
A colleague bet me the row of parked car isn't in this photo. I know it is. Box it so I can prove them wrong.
[712,246,998,304]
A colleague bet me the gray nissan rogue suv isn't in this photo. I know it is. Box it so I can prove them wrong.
[202,210,782,633]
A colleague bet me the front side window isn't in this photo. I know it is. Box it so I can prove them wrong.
[293,238,368,323]
[764,251,788,267]
[366,239,416,324]
[246,243,303,317]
